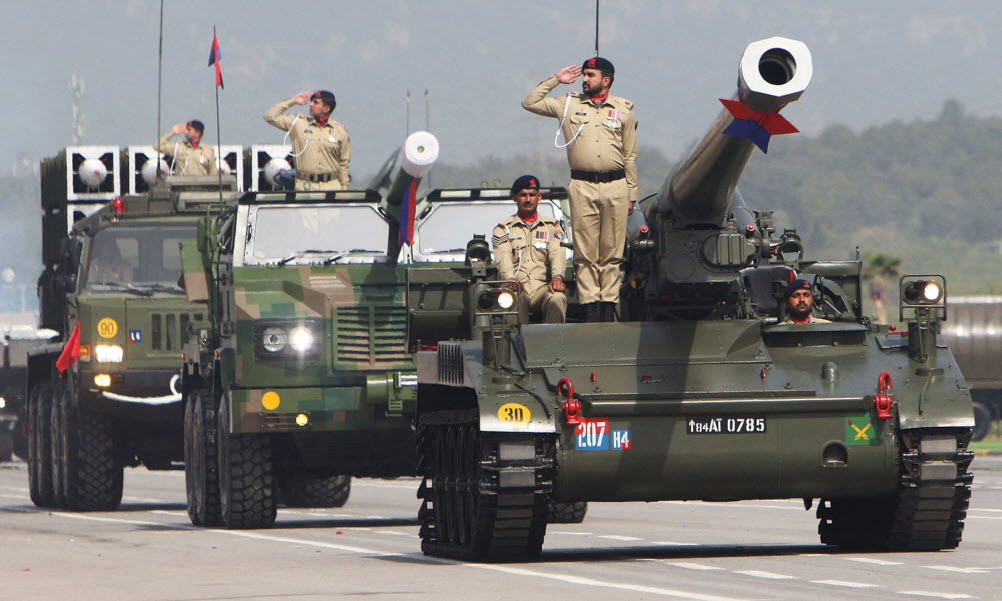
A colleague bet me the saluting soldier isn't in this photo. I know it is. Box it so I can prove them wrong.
[264,90,350,190]
[492,175,568,324]
[522,57,637,322]
[155,120,216,176]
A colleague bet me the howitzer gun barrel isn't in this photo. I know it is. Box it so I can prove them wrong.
[653,37,812,227]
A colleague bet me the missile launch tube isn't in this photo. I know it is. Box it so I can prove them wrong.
[386,130,439,208]
[651,37,812,228]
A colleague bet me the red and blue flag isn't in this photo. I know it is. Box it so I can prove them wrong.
[208,33,223,89]
[719,98,798,153]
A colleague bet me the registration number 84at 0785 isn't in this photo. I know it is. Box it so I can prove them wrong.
[686,416,766,434]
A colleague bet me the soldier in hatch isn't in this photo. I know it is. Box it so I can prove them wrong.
[779,279,831,324]
[492,175,567,324]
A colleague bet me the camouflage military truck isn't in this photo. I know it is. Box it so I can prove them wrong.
[181,133,438,529]
[409,37,974,562]
[26,147,237,510]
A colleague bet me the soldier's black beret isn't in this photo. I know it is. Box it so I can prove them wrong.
[511,175,540,195]
[186,120,205,134]
[582,56,614,76]
[312,90,337,111]
[783,278,812,298]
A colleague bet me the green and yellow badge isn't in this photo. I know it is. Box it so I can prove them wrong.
[845,413,879,445]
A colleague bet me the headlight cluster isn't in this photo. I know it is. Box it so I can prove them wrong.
[903,279,943,305]
[255,319,322,360]
[94,344,124,363]
[477,288,516,312]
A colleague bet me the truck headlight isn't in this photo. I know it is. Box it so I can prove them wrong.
[261,327,288,353]
[94,344,124,363]
[255,319,321,360]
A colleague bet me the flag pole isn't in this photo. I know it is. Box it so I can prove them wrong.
[155,0,165,182]
[213,25,223,204]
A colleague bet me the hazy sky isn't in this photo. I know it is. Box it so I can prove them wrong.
[2,1,1001,177]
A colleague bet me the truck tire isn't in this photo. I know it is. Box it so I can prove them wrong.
[280,473,351,508]
[217,394,276,528]
[184,389,222,526]
[27,384,56,507]
[547,501,588,524]
[972,402,991,441]
[0,433,12,462]
[53,384,123,511]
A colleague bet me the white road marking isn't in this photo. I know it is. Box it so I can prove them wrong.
[898,592,973,599]
[922,566,991,574]
[549,531,594,536]
[664,562,725,571]
[598,534,643,541]
[810,580,878,588]
[43,511,747,601]
[843,557,903,566]
[653,541,686,546]
[375,530,409,536]
[734,570,795,580]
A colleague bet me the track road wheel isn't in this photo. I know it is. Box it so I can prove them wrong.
[184,389,222,526]
[279,473,351,508]
[27,384,56,507]
[547,501,588,524]
[217,394,276,529]
[420,423,552,562]
[53,384,123,511]
[818,428,973,551]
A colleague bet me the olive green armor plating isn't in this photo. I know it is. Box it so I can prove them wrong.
[411,37,974,562]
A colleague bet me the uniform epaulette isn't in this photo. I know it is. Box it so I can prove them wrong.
[568,91,580,97]
[332,119,347,131]
[622,99,634,110]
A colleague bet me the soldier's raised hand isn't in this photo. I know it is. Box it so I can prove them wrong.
[293,92,311,105]
[172,123,186,135]
[555,65,582,84]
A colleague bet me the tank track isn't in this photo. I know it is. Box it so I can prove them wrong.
[818,427,973,550]
[417,419,554,562]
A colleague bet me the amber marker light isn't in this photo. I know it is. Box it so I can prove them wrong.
[295,413,309,427]
[94,374,112,387]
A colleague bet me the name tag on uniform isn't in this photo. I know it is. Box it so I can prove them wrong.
[533,230,549,250]
[304,128,313,134]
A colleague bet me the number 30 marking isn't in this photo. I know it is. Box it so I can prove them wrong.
[497,403,531,424]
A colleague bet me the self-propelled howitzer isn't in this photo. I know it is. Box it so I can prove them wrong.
[409,36,974,563]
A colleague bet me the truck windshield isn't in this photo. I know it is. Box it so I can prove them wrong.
[86,224,193,291]
[416,201,557,255]
[244,204,389,265]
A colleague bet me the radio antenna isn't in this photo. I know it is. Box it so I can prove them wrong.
[155,0,165,181]
[594,0,600,56]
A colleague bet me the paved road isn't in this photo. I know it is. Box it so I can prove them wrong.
[3,455,1001,601]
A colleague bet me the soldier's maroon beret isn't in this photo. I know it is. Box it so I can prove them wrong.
[511,175,540,195]
[582,56,614,75]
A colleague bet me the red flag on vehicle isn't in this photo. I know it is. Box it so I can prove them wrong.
[208,32,223,89]
[56,322,81,373]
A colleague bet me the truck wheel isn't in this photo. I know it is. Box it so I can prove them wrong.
[972,402,991,441]
[50,385,67,508]
[54,384,123,511]
[217,394,276,528]
[27,384,56,507]
[279,473,351,508]
[547,501,588,524]
[184,389,222,526]
[0,433,12,462]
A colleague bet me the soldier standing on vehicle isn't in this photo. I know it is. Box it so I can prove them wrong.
[492,175,567,324]
[264,90,350,191]
[522,57,637,322]
[155,120,216,176]
[779,279,831,324]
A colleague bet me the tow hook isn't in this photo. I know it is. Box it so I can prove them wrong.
[874,371,893,419]
[557,377,581,425]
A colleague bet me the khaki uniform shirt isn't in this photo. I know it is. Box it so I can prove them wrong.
[264,98,350,189]
[492,214,567,296]
[522,76,638,201]
[155,133,216,176]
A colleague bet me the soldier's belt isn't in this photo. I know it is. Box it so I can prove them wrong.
[570,169,626,183]
[297,172,337,183]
